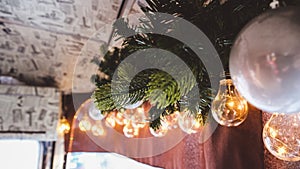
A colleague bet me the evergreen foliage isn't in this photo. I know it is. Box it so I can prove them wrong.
[92,0,297,129]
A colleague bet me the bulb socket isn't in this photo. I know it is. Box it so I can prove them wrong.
[220,71,231,79]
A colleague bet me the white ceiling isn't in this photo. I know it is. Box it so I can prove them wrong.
[0,0,141,93]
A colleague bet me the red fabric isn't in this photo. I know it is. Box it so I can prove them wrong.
[68,105,264,169]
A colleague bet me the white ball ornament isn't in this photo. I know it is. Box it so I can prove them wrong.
[229,7,300,114]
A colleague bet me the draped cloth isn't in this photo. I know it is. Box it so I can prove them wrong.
[67,103,266,169]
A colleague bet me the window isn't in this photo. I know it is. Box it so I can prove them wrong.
[0,140,42,169]
[66,152,163,169]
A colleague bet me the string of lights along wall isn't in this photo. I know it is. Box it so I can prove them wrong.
[56,0,300,162]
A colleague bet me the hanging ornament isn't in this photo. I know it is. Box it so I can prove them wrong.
[57,116,70,134]
[149,125,168,137]
[91,122,105,136]
[123,121,139,138]
[178,109,203,134]
[263,112,300,161]
[230,7,300,114]
[160,111,180,129]
[88,100,105,121]
[211,78,248,127]
[79,115,92,132]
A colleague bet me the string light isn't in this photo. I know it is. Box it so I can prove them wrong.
[114,111,127,126]
[105,112,116,128]
[79,115,92,132]
[178,110,203,134]
[91,122,105,136]
[131,108,147,128]
[149,125,168,137]
[263,112,300,161]
[211,78,248,127]
[57,116,70,134]
[161,111,179,129]
[123,121,139,138]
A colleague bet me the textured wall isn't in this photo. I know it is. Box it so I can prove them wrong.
[0,84,60,140]
[0,0,121,35]
[0,0,126,92]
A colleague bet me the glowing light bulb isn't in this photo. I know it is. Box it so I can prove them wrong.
[105,113,116,128]
[212,79,248,127]
[131,108,147,128]
[88,101,105,121]
[161,111,179,129]
[91,122,105,136]
[263,112,300,161]
[57,117,70,134]
[149,125,168,137]
[178,110,203,134]
[114,111,127,125]
[122,101,147,128]
[123,121,139,138]
[79,116,92,132]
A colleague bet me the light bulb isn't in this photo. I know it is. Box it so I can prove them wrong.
[88,101,105,121]
[178,110,203,134]
[114,111,127,125]
[123,100,143,109]
[263,112,300,161]
[212,79,248,127]
[122,101,147,128]
[105,112,116,128]
[149,125,168,137]
[123,121,139,138]
[91,122,105,136]
[161,111,179,129]
[57,117,70,134]
[131,108,147,128]
[79,116,92,132]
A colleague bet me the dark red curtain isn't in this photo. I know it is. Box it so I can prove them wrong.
[65,93,264,169]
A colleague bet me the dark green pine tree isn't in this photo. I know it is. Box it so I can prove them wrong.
[91,0,299,130]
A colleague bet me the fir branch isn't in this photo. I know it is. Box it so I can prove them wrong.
[92,0,278,129]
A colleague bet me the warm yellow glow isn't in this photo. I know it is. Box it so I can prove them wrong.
[79,119,91,132]
[277,147,287,155]
[115,112,126,125]
[193,120,202,129]
[137,107,144,113]
[123,118,129,125]
[105,113,116,128]
[211,79,249,127]
[91,124,105,136]
[58,117,70,134]
[132,121,146,128]
[133,127,139,137]
[237,104,243,110]
[269,127,277,138]
[263,113,300,161]
[226,100,235,108]
[150,125,168,137]
[123,122,139,138]
[161,111,179,129]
